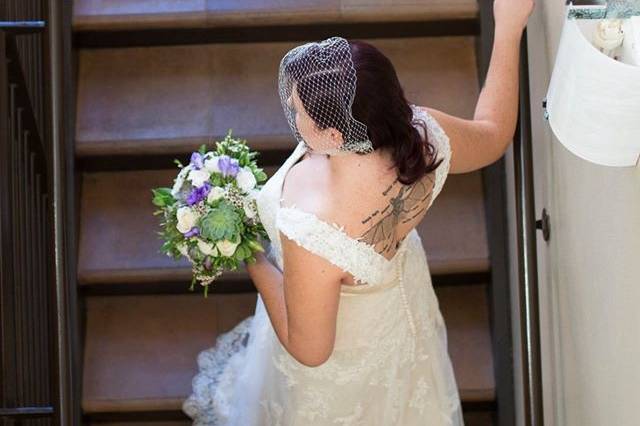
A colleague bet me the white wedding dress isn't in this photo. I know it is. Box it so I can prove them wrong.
[182,104,464,425]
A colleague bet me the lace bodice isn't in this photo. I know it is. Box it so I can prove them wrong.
[275,206,412,286]
[414,104,452,206]
[257,103,452,288]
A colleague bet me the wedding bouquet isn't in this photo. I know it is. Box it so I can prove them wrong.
[152,130,270,297]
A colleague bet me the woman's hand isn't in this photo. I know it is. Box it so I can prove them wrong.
[420,0,534,175]
[494,0,535,37]
[246,250,269,271]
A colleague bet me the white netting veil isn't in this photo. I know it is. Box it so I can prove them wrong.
[278,36,374,155]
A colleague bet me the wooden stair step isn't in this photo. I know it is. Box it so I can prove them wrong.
[77,165,277,289]
[419,171,489,276]
[73,0,478,32]
[78,168,488,289]
[82,292,258,415]
[437,284,495,403]
[463,411,495,426]
[82,283,494,415]
[75,36,479,160]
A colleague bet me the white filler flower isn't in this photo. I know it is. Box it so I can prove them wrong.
[176,206,200,233]
[171,165,191,197]
[216,239,240,257]
[235,167,257,192]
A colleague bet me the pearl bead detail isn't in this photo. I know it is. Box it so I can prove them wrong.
[396,246,417,336]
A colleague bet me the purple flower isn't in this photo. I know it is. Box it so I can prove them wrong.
[218,155,240,177]
[204,257,212,270]
[187,181,212,205]
[184,227,200,237]
[190,152,204,170]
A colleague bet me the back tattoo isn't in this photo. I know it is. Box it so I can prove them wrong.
[357,173,436,257]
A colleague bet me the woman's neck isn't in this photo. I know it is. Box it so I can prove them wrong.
[326,147,395,179]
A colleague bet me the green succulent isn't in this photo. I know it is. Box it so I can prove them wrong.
[199,201,243,241]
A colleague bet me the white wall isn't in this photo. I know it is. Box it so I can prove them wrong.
[508,2,640,425]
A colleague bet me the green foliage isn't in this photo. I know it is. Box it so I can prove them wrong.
[213,129,261,168]
[247,238,265,252]
[151,187,175,207]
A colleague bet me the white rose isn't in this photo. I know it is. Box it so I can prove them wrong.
[593,19,624,51]
[207,186,226,203]
[188,168,211,188]
[235,167,257,192]
[197,238,219,256]
[216,239,240,257]
[204,155,221,174]
[171,165,191,197]
[176,206,200,233]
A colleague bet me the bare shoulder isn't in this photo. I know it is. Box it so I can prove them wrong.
[414,105,508,174]
[281,153,335,218]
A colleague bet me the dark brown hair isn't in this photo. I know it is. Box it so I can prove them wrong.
[283,38,443,186]
[348,39,443,185]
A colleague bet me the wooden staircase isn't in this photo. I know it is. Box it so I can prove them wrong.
[72,1,501,424]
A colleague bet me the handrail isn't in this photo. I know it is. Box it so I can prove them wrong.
[47,0,82,423]
[0,21,45,34]
[513,27,545,426]
[0,406,55,418]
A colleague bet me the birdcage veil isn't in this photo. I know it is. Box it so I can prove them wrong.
[278,36,374,155]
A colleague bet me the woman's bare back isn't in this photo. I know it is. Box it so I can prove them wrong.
[282,147,437,286]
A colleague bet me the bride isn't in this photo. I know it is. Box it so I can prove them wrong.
[183,1,533,424]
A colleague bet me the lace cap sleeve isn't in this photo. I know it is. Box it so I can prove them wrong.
[275,206,385,285]
[410,104,452,204]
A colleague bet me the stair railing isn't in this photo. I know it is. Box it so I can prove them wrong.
[478,0,545,423]
[513,27,545,426]
[0,19,55,422]
[1,0,80,424]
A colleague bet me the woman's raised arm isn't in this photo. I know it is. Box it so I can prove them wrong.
[421,0,535,174]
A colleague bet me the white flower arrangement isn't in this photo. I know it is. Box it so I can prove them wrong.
[152,130,269,297]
